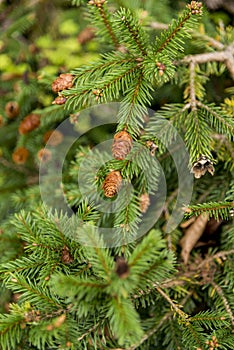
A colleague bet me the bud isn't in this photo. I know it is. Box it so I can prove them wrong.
[115,256,130,279]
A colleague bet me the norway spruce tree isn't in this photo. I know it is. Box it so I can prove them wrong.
[0,0,234,349]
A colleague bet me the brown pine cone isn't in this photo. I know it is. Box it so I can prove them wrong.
[112,131,133,160]
[191,155,215,179]
[12,147,29,164]
[61,246,73,264]
[19,114,40,135]
[139,193,150,213]
[5,101,20,118]
[37,148,52,163]
[43,130,63,146]
[52,95,67,105]
[102,170,122,198]
[51,73,74,92]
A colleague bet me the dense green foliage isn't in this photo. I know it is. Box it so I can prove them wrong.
[0,1,233,349]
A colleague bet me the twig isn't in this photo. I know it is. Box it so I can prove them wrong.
[181,42,234,79]
[0,156,31,175]
[155,286,188,319]
[163,188,179,251]
[210,281,234,327]
[77,320,102,341]
[198,249,234,269]
[189,61,197,110]
[132,249,234,299]
[150,21,168,30]
[124,291,193,350]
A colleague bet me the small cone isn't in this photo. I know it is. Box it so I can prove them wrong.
[19,114,40,135]
[52,95,67,105]
[112,131,133,160]
[5,101,20,118]
[61,246,73,264]
[37,149,52,163]
[52,73,74,92]
[12,147,29,164]
[43,130,63,146]
[191,155,214,179]
[102,170,122,198]
[139,193,150,213]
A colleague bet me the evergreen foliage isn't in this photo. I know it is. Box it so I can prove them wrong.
[0,0,234,349]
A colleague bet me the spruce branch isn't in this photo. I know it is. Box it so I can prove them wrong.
[113,8,148,56]
[155,286,188,321]
[77,320,103,341]
[0,304,27,350]
[184,201,234,220]
[122,312,171,350]
[132,249,234,296]
[0,156,31,176]
[210,282,234,327]
[181,42,234,79]
[155,2,202,58]
[197,102,234,138]
[197,249,234,270]
[71,54,137,83]
[124,292,194,350]
[116,73,153,135]
[88,0,119,49]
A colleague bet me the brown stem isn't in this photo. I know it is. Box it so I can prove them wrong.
[98,6,119,49]
[189,61,197,110]
[156,14,190,54]
[181,42,234,79]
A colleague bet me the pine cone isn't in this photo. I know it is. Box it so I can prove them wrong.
[5,101,20,118]
[139,193,150,213]
[12,147,29,164]
[191,155,215,179]
[19,114,40,135]
[102,170,122,198]
[61,246,73,264]
[52,95,67,105]
[112,131,133,160]
[37,148,52,163]
[43,130,63,146]
[51,73,74,92]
